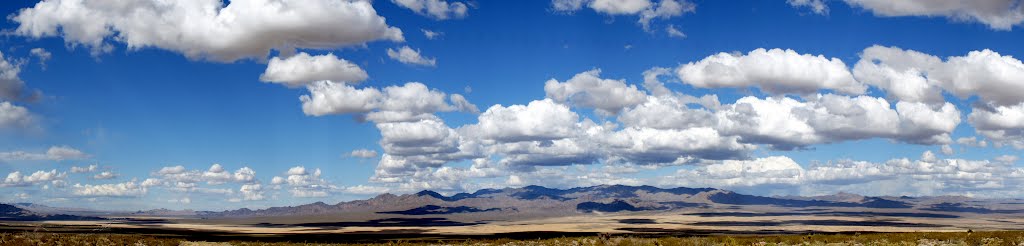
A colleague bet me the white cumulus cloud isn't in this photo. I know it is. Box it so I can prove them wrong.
[70,164,98,173]
[0,51,39,102]
[392,0,468,20]
[0,101,35,130]
[12,0,404,61]
[386,46,437,67]
[71,181,147,197]
[463,99,581,142]
[553,0,695,31]
[2,169,67,187]
[260,52,369,87]
[300,81,475,121]
[843,0,1024,30]
[677,48,865,95]
[544,69,648,115]
[349,149,379,158]
[422,29,443,40]
[93,171,117,180]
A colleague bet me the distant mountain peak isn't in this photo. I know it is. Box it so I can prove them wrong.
[416,190,462,202]
[371,193,398,200]
[415,190,445,198]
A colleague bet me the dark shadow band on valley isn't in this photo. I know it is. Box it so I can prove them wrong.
[377,205,502,215]
[690,220,943,227]
[923,203,1024,214]
[684,211,959,218]
[618,219,657,224]
[254,218,481,228]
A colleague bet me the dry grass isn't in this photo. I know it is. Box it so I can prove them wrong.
[1,231,1023,246]
[0,232,182,246]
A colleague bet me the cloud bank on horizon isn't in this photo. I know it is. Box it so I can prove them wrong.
[1,0,1024,210]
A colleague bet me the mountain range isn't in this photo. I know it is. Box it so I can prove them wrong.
[195,185,1022,218]
[0,203,101,221]
[4,185,1022,221]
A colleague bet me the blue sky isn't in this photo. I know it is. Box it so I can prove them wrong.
[1,0,1024,210]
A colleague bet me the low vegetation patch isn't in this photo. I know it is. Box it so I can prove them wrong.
[0,232,182,246]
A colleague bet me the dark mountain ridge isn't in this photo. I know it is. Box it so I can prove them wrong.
[197,185,929,218]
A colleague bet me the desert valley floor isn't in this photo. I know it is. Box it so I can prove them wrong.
[3,186,1024,242]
